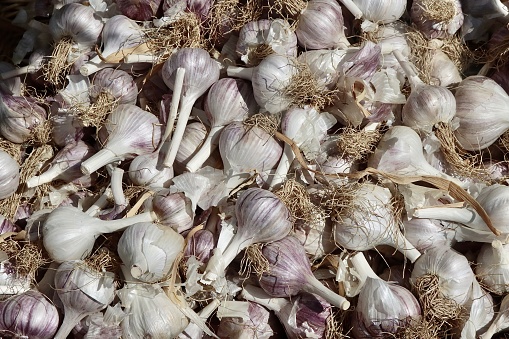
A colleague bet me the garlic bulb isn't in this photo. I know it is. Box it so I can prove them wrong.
[428,49,462,87]
[0,150,20,200]
[411,0,464,38]
[217,300,274,339]
[117,0,162,20]
[295,0,350,49]
[352,277,421,338]
[128,151,174,188]
[0,290,59,339]
[237,19,298,65]
[259,235,350,309]
[117,283,189,339]
[151,190,194,233]
[0,93,47,144]
[118,222,185,283]
[480,291,509,339]
[460,279,494,339]
[26,140,96,188]
[297,49,351,88]
[333,183,422,262]
[89,68,138,107]
[184,229,215,264]
[454,76,509,151]
[53,260,116,339]
[339,0,407,23]
[174,122,209,171]
[403,218,454,252]
[81,104,162,175]
[475,240,509,294]
[411,247,474,307]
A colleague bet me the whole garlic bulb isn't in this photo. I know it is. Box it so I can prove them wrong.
[475,240,509,295]
[411,0,464,38]
[0,150,19,200]
[339,0,407,23]
[0,94,47,144]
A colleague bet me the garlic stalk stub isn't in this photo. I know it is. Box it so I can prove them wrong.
[0,150,20,200]
[53,260,116,339]
[0,290,59,339]
[118,222,185,283]
[161,48,220,167]
[259,235,350,310]
[81,104,162,175]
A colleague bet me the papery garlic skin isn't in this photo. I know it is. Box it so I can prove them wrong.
[0,150,20,200]
[454,76,509,151]
[128,152,174,188]
[461,279,494,338]
[117,0,162,20]
[117,284,189,339]
[429,49,462,87]
[403,218,454,252]
[297,49,351,88]
[411,0,464,39]
[0,290,59,339]
[340,0,406,23]
[151,190,194,233]
[118,222,185,283]
[353,278,421,338]
[0,94,47,144]
[217,301,274,339]
[175,122,208,171]
[90,68,138,106]
[476,240,509,295]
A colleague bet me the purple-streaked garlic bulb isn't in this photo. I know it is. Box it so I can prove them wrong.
[259,235,350,310]
[184,229,215,264]
[0,214,18,235]
[0,290,59,339]
[403,218,454,252]
[174,122,209,171]
[118,222,185,283]
[26,140,96,188]
[0,62,22,95]
[227,54,299,114]
[219,121,283,174]
[202,188,292,282]
[454,76,509,151]
[128,152,174,188]
[339,0,407,23]
[53,261,116,339]
[296,0,350,49]
[217,301,275,339]
[333,183,422,262]
[0,93,47,144]
[161,48,220,167]
[187,0,212,21]
[81,104,162,175]
[352,278,421,338]
[186,78,257,172]
[89,68,138,107]
[149,190,194,233]
[297,49,352,88]
[237,19,298,65]
[411,0,464,39]
[117,0,162,20]
[80,15,146,76]
[0,150,20,200]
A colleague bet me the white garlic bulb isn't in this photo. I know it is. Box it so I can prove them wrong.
[476,240,509,295]
[0,150,19,200]
[339,0,407,23]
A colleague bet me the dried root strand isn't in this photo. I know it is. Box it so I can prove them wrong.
[395,317,442,339]
[336,127,382,162]
[239,243,270,277]
[0,193,21,220]
[311,181,359,220]
[85,247,119,275]
[43,37,75,87]
[267,0,307,20]
[434,122,489,182]
[0,138,22,163]
[417,0,457,22]
[284,61,339,110]
[325,307,351,339]
[145,12,204,64]
[77,91,119,128]
[0,239,47,280]
[243,112,280,136]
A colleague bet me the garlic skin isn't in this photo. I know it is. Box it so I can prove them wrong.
[475,240,509,295]
[237,19,298,66]
[461,279,494,339]
[54,261,116,339]
[480,292,509,339]
[117,284,189,339]
[411,0,464,39]
[49,3,104,51]
[428,49,462,87]
[353,278,421,338]
[90,68,138,106]
[0,290,59,339]
[403,218,454,252]
[454,76,509,151]
[340,0,407,23]
[411,247,474,306]
[117,0,162,20]
[174,122,208,171]
[217,301,274,339]
[0,150,20,200]
[81,104,162,175]
[118,222,185,283]
[296,0,350,49]
[0,94,47,144]
[297,49,351,88]
[128,152,174,188]
[184,229,215,263]
[151,190,194,233]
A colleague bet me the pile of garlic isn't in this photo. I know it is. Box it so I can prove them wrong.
[2,0,509,338]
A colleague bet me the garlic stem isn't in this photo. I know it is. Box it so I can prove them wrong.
[392,49,423,89]
[226,66,254,80]
[0,65,39,80]
[124,54,157,63]
[268,143,294,189]
[350,252,379,283]
[338,0,363,19]
[79,56,118,76]
[159,68,185,153]
[186,125,223,172]
[240,284,289,313]
[395,232,422,262]
[102,211,157,233]
[54,309,85,339]
[480,326,497,339]
[81,148,122,175]
[110,166,126,206]
[219,236,249,270]
[163,98,195,168]
[26,165,64,188]
[413,206,487,230]
[85,188,112,216]
[304,274,350,310]
[36,262,59,298]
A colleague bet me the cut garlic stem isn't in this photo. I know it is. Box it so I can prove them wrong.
[54,310,83,339]
[241,284,289,313]
[79,57,118,76]
[395,232,422,263]
[163,99,195,168]
[413,206,487,230]
[338,0,363,18]
[85,188,112,216]
[26,165,64,188]
[81,148,121,175]
[392,49,423,89]
[226,66,254,80]
[268,143,294,189]
[110,166,126,207]
[124,53,157,63]
[0,65,39,80]
[186,125,223,172]
[304,274,350,310]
